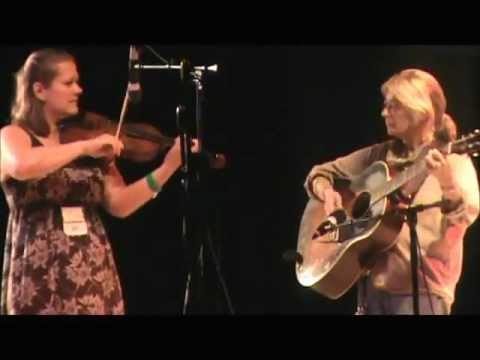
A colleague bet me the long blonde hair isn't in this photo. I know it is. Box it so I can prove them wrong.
[10,48,75,137]
[381,69,457,142]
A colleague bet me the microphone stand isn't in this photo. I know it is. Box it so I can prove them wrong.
[176,58,201,315]
[324,200,446,315]
[395,202,442,315]
[138,48,233,315]
[186,68,235,315]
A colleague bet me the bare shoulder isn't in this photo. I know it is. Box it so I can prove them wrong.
[0,124,31,145]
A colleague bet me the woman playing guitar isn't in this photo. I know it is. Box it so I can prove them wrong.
[300,69,479,315]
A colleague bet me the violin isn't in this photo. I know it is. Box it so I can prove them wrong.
[59,111,227,169]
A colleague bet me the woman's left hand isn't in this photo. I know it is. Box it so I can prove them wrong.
[164,137,200,171]
[425,148,456,190]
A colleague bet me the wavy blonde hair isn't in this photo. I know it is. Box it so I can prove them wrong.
[381,69,457,142]
[10,48,75,137]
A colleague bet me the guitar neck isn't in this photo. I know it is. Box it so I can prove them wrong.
[373,159,428,203]
[371,146,432,203]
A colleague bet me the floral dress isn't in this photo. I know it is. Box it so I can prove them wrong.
[1,133,124,314]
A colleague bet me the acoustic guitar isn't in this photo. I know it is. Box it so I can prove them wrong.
[296,130,480,299]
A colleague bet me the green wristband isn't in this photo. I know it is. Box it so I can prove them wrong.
[146,172,162,193]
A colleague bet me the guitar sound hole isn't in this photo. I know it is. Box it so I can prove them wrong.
[352,192,371,219]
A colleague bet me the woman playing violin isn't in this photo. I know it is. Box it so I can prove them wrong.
[0,48,198,314]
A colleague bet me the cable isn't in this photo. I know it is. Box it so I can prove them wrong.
[143,45,170,65]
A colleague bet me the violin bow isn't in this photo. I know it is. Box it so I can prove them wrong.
[116,45,141,140]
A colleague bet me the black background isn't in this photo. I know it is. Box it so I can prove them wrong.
[0,45,479,314]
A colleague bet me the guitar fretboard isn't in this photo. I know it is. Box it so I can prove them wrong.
[371,146,432,204]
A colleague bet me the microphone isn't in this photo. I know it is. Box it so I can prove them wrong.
[128,45,142,104]
[133,63,219,73]
[312,209,347,239]
[194,64,219,73]
[180,58,192,82]
[282,250,303,265]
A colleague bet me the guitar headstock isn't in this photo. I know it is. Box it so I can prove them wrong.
[451,129,480,158]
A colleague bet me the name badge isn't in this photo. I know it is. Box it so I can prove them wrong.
[61,207,88,237]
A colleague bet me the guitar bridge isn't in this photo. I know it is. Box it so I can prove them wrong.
[313,228,340,243]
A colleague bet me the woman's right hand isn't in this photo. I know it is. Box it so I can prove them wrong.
[83,134,124,159]
[314,183,343,215]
